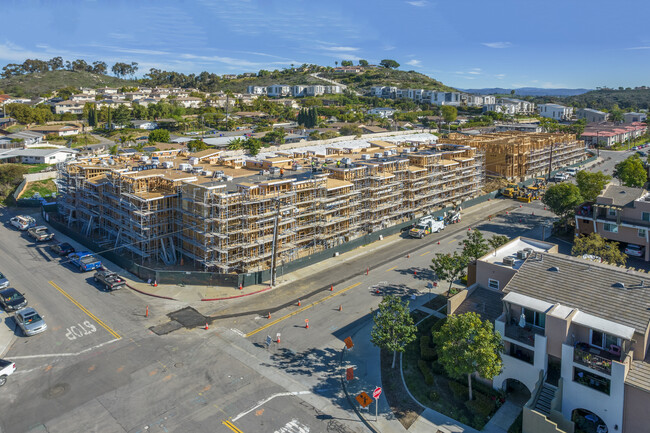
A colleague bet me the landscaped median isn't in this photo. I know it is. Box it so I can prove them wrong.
[399,312,506,430]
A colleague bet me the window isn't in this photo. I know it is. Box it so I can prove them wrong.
[643,212,650,222]
[608,208,617,217]
[639,228,647,238]
[523,308,546,329]
[590,329,620,349]
[488,279,499,290]
[573,367,610,395]
[603,223,618,233]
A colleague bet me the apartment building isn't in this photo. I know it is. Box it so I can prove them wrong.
[575,185,650,261]
[576,108,609,123]
[267,85,292,98]
[538,103,574,121]
[623,112,647,123]
[580,122,648,148]
[442,131,586,179]
[57,134,484,274]
[454,238,650,433]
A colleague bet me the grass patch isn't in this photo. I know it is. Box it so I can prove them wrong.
[26,163,54,174]
[47,133,100,148]
[379,348,424,429]
[20,179,57,199]
[402,314,505,430]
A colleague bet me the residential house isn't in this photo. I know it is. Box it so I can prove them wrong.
[623,112,647,123]
[580,122,647,147]
[499,98,536,115]
[576,108,609,123]
[97,87,119,95]
[367,107,396,119]
[484,103,518,115]
[575,185,650,261]
[247,86,267,95]
[54,100,86,115]
[222,74,237,80]
[332,66,363,73]
[0,117,16,129]
[454,237,650,433]
[241,72,256,78]
[538,103,574,121]
[70,94,95,102]
[0,130,44,148]
[173,97,203,109]
[29,125,80,137]
[131,120,158,130]
[0,148,77,164]
[79,87,96,95]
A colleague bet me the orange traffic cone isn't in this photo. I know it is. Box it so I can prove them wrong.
[153,280,158,287]
[339,305,342,312]
[414,270,417,276]
[330,284,334,291]
[297,300,301,306]
[267,312,271,319]
[437,241,440,245]
[239,284,243,290]
[204,322,209,330]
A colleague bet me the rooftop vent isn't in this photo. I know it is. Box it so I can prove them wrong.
[613,282,625,289]
[502,256,515,267]
[548,266,560,272]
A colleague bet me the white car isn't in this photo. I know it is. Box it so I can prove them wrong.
[625,244,645,257]
[10,215,36,231]
[0,359,16,386]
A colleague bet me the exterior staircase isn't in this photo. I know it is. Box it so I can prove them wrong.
[534,383,557,416]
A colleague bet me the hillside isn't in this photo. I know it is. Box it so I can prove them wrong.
[320,69,455,93]
[0,70,137,97]
[461,87,591,97]
[211,72,325,93]
[559,88,650,111]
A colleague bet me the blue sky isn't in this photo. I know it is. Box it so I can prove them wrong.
[2,0,650,89]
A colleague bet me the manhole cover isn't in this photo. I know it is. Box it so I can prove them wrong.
[150,321,183,335]
[168,307,208,329]
[43,383,70,399]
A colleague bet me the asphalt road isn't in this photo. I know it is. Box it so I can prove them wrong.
[0,149,637,433]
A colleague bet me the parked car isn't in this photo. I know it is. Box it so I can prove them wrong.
[27,226,55,242]
[49,242,75,256]
[93,270,126,291]
[9,216,36,231]
[0,272,8,290]
[553,172,569,182]
[0,359,16,386]
[68,252,102,272]
[0,288,27,311]
[14,307,47,336]
[625,244,645,257]
[565,167,579,177]
[637,151,647,157]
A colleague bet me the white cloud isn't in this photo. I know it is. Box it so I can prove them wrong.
[383,45,396,51]
[626,46,650,50]
[468,68,482,75]
[319,46,359,52]
[406,59,422,67]
[406,0,428,6]
[495,73,506,79]
[482,42,512,49]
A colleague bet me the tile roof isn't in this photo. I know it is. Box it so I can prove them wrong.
[626,353,650,392]
[597,185,645,207]
[503,253,650,334]
[453,287,504,323]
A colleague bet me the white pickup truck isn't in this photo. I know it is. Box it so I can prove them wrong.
[409,216,445,238]
[0,359,16,386]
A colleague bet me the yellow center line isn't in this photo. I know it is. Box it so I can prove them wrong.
[48,281,121,340]
[420,251,431,256]
[222,420,244,433]
[246,282,362,337]
[385,266,397,272]
[447,239,455,244]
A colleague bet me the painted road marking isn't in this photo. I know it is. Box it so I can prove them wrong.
[246,283,361,337]
[232,391,311,422]
[420,251,431,256]
[9,338,120,359]
[65,321,97,340]
[385,266,397,272]
[222,420,244,433]
[275,419,310,433]
[448,239,455,244]
[49,281,121,339]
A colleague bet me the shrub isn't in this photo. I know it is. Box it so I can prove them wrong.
[465,392,496,419]
[430,317,446,337]
[448,380,469,401]
[418,359,434,385]
[429,391,440,401]
[431,360,446,375]
[420,336,437,361]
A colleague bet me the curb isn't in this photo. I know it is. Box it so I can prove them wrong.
[339,346,380,433]
[125,284,176,300]
[201,286,272,301]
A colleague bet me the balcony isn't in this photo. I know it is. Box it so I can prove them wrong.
[573,342,619,375]
[504,322,545,347]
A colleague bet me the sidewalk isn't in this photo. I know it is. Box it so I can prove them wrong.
[0,312,17,357]
[121,196,516,303]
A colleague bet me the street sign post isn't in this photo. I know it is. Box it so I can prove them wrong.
[265,335,272,347]
[346,367,354,381]
[373,387,382,421]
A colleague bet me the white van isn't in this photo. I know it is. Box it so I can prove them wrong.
[565,167,579,177]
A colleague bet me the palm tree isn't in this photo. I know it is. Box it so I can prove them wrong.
[228,137,245,150]
[109,144,119,156]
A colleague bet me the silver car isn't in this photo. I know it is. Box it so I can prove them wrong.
[0,272,8,290]
[14,308,47,336]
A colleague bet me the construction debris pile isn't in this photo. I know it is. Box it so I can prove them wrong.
[57,135,485,273]
[442,131,586,180]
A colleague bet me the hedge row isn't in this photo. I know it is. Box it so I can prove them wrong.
[418,359,434,385]
[420,336,437,361]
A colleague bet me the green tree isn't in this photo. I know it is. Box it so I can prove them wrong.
[576,170,611,202]
[430,251,469,291]
[106,107,112,129]
[112,105,131,128]
[245,137,262,156]
[542,183,583,222]
[109,144,119,156]
[228,137,245,150]
[441,105,457,133]
[571,233,628,266]
[358,59,369,66]
[187,139,208,152]
[370,295,417,368]
[340,60,353,67]
[5,103,33,124]
[614,155,647,187]
[434,312,503,401]
[379,59,400,69]
[487,235,510,253]
[148,129,170,143]
[461,229,490,262]
[339,124,362,136]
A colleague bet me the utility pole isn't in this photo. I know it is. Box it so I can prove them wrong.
[546,142,554,181]
[270,199,281,287]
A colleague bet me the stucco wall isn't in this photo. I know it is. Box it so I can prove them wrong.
[623,384,650,433]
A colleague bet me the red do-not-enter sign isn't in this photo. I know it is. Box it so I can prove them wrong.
[373,387,382,399]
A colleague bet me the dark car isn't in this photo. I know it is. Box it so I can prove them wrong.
[49,242,75,256]
[93,270,126,291]
[0,288,27,311]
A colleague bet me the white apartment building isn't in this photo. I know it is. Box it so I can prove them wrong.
[247,86,268,95]
[367,107,396,118]
[538,103,574,121]
[267,85,291,97]
[430,91,462,106]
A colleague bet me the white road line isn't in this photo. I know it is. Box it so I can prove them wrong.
[275,419,310,433]
[230,328,245,337]
[232,391,310,422]
[9,338,121,359]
